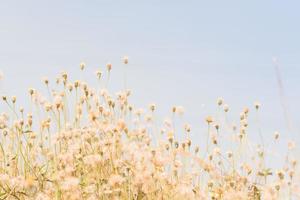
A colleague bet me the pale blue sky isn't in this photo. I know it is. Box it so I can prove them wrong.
[0,1,300,162]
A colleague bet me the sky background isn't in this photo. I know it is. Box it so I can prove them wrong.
[0,1,300,163]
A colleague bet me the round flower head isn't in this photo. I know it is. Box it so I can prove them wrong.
[80,62,85,70]
[274,131,280,140]
[123,56,129,64]
[184,123,191,132]
[217,97,223,106]
[42,77,49,85]
[148,103,156,112]
[288,141,296,150]
[254,101,261,110]
[223,104,229,112]
[205,116,213,124]
[11,96,17,104]
[28,88,35,96]
[175,106,185,115]
[106,62,112,71]
[95,70,102,79]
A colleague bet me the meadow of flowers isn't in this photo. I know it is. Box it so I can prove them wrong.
[0,57,299,200]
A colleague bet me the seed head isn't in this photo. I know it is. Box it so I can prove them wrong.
[28,88,35,96]
[223,104,229,112]
[288,141,295,150]
[106,63,112,71]
[149,103,156,112]
[175,106,185,115]
[195,146,199,154]
[254,102,261,110]
[184,123,191,132]
[123,56,129,64]
[61,72,68,81]
[217,97,223,106]
[172,106,176,113]
[67,84,73,92]
[96,70,102,79]
[42,77,49,85]
[205,116,213,124]
[74,80,80,88]
[277,170,284,180]
[227,151,233,158]
[11,96,16,104]
[214,123,219,130]
[80,62,85,70]
[274,131,280,140]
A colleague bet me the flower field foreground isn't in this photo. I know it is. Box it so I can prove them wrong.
[0,58,299,200]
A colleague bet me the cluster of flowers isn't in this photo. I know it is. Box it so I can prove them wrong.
[0,57,298,199]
